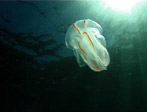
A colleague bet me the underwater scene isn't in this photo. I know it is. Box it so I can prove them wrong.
[1,0,147,112]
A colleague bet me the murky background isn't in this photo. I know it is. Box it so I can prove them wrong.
[1,1,147,111]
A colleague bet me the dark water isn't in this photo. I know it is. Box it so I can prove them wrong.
[1,1,147,112]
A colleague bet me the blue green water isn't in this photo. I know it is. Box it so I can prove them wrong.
[1,1,147,112]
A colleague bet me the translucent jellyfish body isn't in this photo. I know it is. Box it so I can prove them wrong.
[65,19,110,72]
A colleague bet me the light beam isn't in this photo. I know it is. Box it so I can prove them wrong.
[103,0,140,12]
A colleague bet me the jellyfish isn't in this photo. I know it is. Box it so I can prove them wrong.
[65,19,110,72]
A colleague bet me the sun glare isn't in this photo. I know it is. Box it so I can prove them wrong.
[103,0,140,12]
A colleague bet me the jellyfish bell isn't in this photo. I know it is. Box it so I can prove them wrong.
[65,19,110,72]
